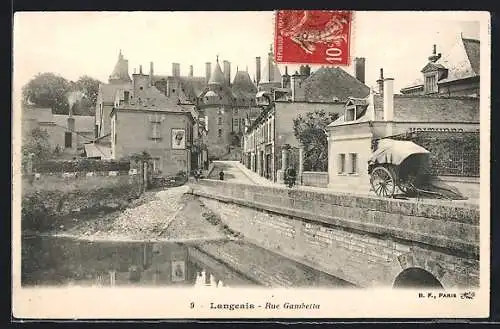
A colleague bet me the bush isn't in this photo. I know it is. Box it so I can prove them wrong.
[22,192,51,231]
[34,159,130,173]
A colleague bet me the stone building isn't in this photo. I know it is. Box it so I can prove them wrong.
[95,51,265,161]
[243,59,370,183]
[196,56,260,159]
[110,71,195,176]
[22,105,94,158]
[326,76,480,198]
[95,50,133,144]
[400,35,480,97]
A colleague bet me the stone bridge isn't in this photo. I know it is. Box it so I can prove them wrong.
[189,179,480,289]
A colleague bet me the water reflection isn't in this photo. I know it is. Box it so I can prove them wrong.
[22,236,254,287]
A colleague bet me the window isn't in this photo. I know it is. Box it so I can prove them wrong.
[139,86,143,90]
[338,154,346,174]
[149,116,162,140]
[345,106,356,122]
[64,132,72,148]
[233,119,239,128]
[152,157,161,174]
[124,91,130,102]
[217,117,222,125]
[349,153,358,174]
[218,129,222,137]
[172,89,176,93]
[425,74,437,93]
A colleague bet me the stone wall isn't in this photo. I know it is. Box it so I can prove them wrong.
[301,172,328,188]
[190,180,480,288]
[22,173,141,232]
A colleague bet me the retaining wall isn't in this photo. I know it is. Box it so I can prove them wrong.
[190,180,480,288]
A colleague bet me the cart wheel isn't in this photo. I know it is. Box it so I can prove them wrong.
[370,166,397,197]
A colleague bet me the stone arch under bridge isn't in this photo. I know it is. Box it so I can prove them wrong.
[393,267,444,289]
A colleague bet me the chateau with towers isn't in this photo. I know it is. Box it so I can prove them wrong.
[95,45,285,161]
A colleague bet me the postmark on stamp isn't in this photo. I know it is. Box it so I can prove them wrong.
[275,10,352,65]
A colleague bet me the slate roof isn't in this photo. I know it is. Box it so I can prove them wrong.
[179,76,206,99]
[23,107,53,122]
[208,60,225,85]
[402,36,480,90]
[99,83,130,103]
[120,86,190,114]
[232,70,258,105]
[437,37,480,84]
[108,51,132,83]
[53,114,95,132]
[261,60,282,83]
[303,67,370,102]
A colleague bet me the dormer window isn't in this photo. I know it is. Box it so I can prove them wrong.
[424,73,438,94]
[345,105,356,122]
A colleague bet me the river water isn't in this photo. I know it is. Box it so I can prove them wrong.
[21,235,353,288]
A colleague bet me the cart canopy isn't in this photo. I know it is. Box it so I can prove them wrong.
[369,139,430,166]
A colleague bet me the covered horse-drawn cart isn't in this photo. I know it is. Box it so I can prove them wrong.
[368,139,467,200]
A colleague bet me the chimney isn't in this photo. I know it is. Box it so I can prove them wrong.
[282,66,290,88]
[428,44,442,62]
[149,62,154,86]
[353,57,366,83]
[172,63,180,77]
[268,48,273,82]
[255,57,261,85]
[139,65,143,74]
[205,62,212,83]
[383,78,394,121]
[376,68,384,94]
[223,60,231,86]
[304,65,311,76]
[189,65,194,77]
[67,116,75,132]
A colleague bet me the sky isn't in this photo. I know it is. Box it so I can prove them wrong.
[13,11,483,102]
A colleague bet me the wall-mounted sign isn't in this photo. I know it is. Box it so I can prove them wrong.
[172,129,186,149]
[408,127,479,133]
[171,260,186,282]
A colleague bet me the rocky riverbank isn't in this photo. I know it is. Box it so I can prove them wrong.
[43,186,239,242]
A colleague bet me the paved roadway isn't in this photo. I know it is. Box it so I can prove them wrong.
[205,161,479,206]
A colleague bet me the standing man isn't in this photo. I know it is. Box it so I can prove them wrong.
[219,169,225,181]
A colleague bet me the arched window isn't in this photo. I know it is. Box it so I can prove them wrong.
[218,129,222,137]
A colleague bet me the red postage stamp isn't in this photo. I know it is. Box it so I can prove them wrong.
[274,10,352,65]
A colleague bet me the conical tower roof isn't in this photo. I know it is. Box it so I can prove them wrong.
[232,69,257,93]
[261,45,282,83]
[109,50,132,84]
[208,56,225,85]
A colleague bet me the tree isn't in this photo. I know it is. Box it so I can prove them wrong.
[74,75,102,116]
[22,128,52,172]
[22,73,102,116]
[22,73,71,114]
[292,109,339,172]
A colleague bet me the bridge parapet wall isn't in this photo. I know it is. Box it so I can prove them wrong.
[190,180,480,288]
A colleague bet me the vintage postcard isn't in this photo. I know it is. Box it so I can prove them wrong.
[12,11,490,319]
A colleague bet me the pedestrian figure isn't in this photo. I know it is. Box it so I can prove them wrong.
[193,169,199,182]
[219,169,225,181]
[285,166,296,188]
